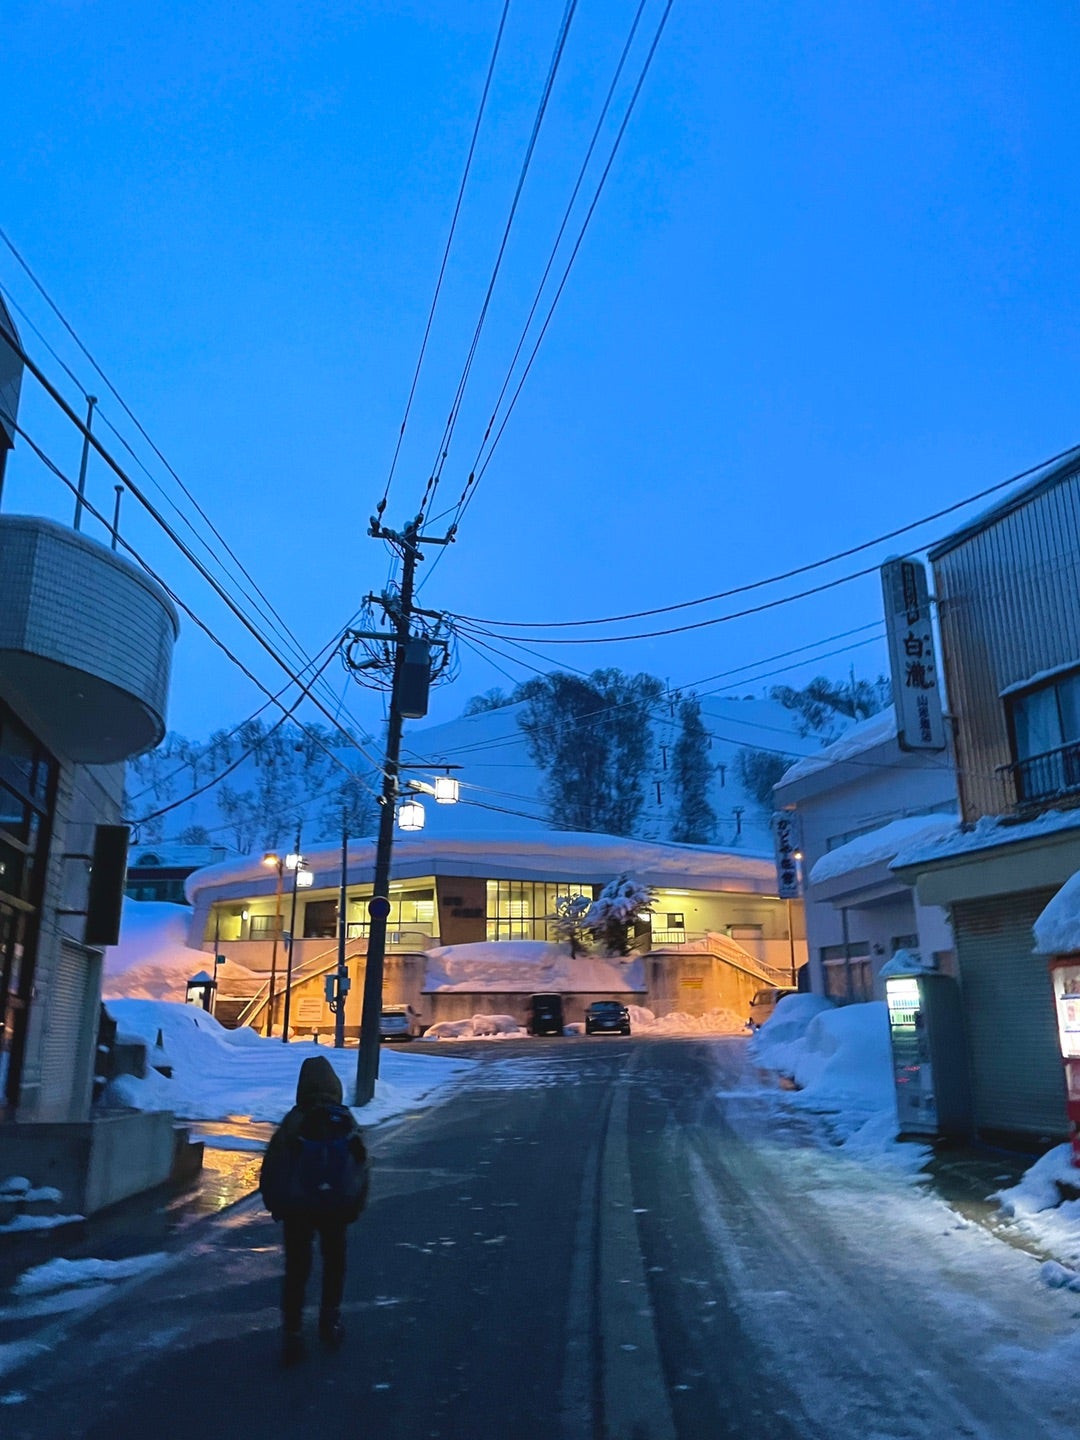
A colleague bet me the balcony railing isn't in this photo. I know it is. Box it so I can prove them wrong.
[1007,741,1080,806]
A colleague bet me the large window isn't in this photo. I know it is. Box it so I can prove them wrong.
[486,880,593,942]
[1009,670,1080,802]
[0,701,57,1119]
[820,942,871,1003]
[345,888,435,939]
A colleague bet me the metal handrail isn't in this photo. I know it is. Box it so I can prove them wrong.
[1004,740,1080,805]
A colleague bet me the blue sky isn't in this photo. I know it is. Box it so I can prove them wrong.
[2,0,1079,746]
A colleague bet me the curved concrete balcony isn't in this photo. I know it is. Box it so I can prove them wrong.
[0,516,178,763]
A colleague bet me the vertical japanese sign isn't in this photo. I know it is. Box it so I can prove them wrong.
[881,557,946,751]
[771,810,803,899]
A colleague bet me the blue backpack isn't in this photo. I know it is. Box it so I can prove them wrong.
[264,1103,369,1218]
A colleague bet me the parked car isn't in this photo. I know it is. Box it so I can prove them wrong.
[584,1000,631,1036]
[747,986,798,1031]
[378,1006,416,1041]
[527,992,564,1036]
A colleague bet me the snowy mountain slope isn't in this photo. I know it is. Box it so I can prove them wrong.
[126,694,823,857]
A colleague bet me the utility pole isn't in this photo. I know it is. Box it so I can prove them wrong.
[281,824,302,1042]
[352,515,452,1106]
[334,819,349,1050]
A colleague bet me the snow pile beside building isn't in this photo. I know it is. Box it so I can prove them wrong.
[101,899,215,1002]
[750,996,928,1172]
[810,814,957,885]
[423,1015,526,1040]
[1033,873,1080,955]
[101,999,472,1126]
[629,1006,746,1035]
[423,940,645,994]
[994,1146,1080,1272]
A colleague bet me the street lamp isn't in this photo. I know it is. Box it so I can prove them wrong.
[261,851,285,1037]
[398,799,425,832]
[281,827,314,1042]
[433,773,459,804]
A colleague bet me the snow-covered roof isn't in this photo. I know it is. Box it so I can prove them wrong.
[1034,872,1080,955]
[775,709,899,789]
[892,806,1080,872]
[130,843,230,868]
[185,829,779,905]
[809,814,958,887]
[928,446,1080,562]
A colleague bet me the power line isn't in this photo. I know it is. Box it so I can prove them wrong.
[458,0,651,501]
[420,0,581,519]
[0,236,371,743]
[449,441,1080,630]
[132,648,340,825]
[443,0,677,541]
[0,271,372,741]
[376,0,512,519]
[14,421,386,793]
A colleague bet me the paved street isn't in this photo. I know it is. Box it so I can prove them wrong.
[4,1037,1078,1440]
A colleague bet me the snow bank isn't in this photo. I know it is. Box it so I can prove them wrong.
[1034,872,1080,955]
[423,940,644,995]
[629,1006,746,1035]
[422,1014,526,1041]
[101,999,472,1126]
[750,996,927,1172]
[101,898,216,1002]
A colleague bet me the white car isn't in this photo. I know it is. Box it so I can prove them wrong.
[747,986,798,1031]
[378,1006,416,1041]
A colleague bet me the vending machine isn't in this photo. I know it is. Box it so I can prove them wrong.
[885,968,971,1139]
[1048,957,1080,1168]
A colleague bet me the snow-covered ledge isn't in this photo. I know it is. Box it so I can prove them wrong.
[1034,871,1080,955]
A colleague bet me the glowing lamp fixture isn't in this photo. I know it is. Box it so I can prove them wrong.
[296,867,315,889]
[262,852,280,868]
[285,852,302,871]
[398,799,426,832]
[433,774,459,805]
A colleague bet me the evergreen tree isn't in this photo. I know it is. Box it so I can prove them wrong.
[518,668,662,836]
[771,674,891,742]
[670,695,716,843]
[734,747,797,809]
[584,875,654,956]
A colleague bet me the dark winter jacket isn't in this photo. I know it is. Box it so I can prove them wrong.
[260,1056,370,1221]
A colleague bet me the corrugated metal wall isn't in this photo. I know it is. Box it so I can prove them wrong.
[38,939,91,1120]
[932,467,1080,821]
[953,893,1067,1139]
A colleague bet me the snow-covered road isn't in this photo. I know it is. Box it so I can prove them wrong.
[650,1040,1080,1439]
[4,1035,1079,1439]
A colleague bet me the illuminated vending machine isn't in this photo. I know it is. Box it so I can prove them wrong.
[885,968,971,1139]
[1048,957,1080,1168]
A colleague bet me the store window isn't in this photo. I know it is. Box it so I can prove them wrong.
[1008,670,1080,800]
[0,701,57,1119]
[485,880,593,942]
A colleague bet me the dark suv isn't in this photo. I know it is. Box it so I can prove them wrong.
[584,1000,631,1036]
[527,993,564,1036]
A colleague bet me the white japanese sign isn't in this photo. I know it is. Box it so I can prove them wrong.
[881,557,946,751]
[771,810,803,899]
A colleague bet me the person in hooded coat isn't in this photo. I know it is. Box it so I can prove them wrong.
[260,1054,369,1364]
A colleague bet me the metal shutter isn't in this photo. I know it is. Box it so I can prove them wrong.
[38,939,89,1119]
[953,892,1068,1139]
